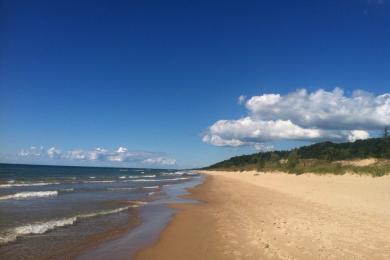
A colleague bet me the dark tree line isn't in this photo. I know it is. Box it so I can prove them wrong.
[207,129,390,170]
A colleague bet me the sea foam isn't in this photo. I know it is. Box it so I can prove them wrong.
[0,182,60,188]
[162,171,197,176]
[0,191,58,200]
[143,186,159,189]
[83,180,116,184]
[107,187,135,191]
[127,174,156,179]
[130,177,190,182]
[0,205,137,245]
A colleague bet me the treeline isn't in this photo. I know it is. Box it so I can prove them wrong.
[297,138,390,160]
[206,135,390,176]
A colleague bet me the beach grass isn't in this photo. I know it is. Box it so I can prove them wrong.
[209,158,390,177]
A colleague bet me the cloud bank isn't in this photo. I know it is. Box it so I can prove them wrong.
[203,88,390,148]
[18,146,176,166]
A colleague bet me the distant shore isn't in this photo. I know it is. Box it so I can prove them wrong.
[135,170,390,259]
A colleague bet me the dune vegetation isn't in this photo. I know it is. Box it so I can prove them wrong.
[206,130,390,177]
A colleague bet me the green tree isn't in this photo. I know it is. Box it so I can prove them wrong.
[286,150,300,171]
[256,157,265,171]
[384,127,389,139]
[270,153,281,168]
[384,127,390,158]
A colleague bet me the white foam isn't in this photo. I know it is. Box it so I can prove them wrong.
[119,176,127,179]
[142,175,156,178]
[107,187,135,191]
[0,205,137,245]
[83,180,116,184]
[131,177,190,182]
[60,188,74,192]
[129,200,147,206]
[125,174,156,179]
[79,206,132,218]
[129,179,158,182]
[0,182,60,188]
[0,191,58,200]
[162,172,176,176]
[163,171,197,176]
[143,186,159,189]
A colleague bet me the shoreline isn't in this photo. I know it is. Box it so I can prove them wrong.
[134,174,220,260]
[135,170,390,260]
[77,176,204,260]
[65,207,141,259]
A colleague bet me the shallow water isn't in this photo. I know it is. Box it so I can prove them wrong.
[0,164,201,259]
[77,177,203,259]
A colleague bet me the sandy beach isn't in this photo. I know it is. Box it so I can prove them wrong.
[136,171,390,260]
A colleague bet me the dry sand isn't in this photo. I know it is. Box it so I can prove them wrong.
[337,158,378,166]
[136,171,390,260]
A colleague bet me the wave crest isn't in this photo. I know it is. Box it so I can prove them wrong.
[0,182,60,188]
[0,205,138,245]
[0,191,58,200]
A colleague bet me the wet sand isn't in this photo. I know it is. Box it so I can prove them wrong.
[136,171,390,260]
[77,177,204,260]
[67,208,141,260]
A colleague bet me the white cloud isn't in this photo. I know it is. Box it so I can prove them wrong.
[203,88,390,147]
[117,147,128,153]
[47,147,61,159]
[65,150,87,160]
[203,117,369,146]
[245,88,390,130]
[348,130,370,142]
[18,146,44,157]
[143,157,177,165]
[238,95,247,105]
[254,143,274,152]
[202,134,245,147]
[18,146,176,166]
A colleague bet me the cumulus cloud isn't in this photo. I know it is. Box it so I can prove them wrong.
[203,88,390,147]
[18,146,176,166]
[245,88,390,130]
[18,146,44,157]
[143,157,177,165]
[47,147,61,159]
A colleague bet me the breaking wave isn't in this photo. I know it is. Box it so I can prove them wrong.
[162,171,198,176]
[127,174,156,179]
[143,186,159,189]
[0,191,58,200]
[130,177,190,182]
[0,205,138,245]
[0,182,60,188]
[83,180,116,184]
[107,187,135,191]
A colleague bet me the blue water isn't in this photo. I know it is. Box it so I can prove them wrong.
[0,163,201,259]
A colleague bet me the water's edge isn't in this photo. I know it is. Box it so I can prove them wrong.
[76,175,205,260]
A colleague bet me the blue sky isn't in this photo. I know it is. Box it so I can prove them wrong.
[1,0,390,168]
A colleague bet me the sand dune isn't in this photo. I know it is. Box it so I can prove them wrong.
[136,171,390,260]
[337,158,378,166]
